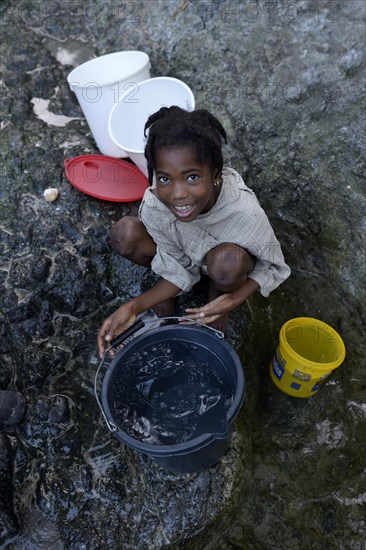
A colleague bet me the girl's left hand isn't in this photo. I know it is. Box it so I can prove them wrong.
[185,293,235,324]
[186,279,260,324]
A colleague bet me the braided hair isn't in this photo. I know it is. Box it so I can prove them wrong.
[144,106,227,185]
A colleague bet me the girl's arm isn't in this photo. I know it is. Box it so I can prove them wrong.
[97,279,180,357]
[185,278,260,324]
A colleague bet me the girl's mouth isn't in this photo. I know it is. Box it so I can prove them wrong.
[172,204,196,218]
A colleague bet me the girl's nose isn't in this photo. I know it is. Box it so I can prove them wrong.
[172,181,189,200]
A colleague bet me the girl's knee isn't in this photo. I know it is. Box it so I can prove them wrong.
[206,243,255,289]
[110,217,140,255]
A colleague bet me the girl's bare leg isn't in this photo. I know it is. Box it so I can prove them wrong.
[206,243,256,331]
[110,216,156,267]
[110,217,176,316]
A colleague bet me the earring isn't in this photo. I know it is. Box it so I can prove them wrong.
[214,179,220,187]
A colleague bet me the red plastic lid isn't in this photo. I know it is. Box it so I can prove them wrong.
[64,155,149,202]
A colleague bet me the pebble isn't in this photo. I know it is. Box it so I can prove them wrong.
[43,188,59,202]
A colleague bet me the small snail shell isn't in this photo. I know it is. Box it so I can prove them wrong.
[43,188,59,202]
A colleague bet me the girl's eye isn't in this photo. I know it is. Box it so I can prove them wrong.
[187,175,199,182]
[158,176,170,184]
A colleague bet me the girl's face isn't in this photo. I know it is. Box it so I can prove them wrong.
[154,146,220,222]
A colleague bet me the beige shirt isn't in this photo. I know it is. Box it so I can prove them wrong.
[138,167,290,296]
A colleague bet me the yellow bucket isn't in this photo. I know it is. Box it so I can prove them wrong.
[270,317,346,398]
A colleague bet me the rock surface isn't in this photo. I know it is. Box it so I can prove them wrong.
[0,0,365,548]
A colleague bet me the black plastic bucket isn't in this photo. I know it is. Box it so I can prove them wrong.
[97,323,245,474]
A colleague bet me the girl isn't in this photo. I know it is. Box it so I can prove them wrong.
[98,107,290,356]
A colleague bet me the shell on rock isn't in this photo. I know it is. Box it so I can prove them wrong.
[43,188,59,202]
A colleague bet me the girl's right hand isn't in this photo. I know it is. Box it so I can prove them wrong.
[97,303,137,358]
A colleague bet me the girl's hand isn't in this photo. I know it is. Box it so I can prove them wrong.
[185,279,260,325]
[185,293,236,324]
[97,280,181,358]
[97,303,137,358]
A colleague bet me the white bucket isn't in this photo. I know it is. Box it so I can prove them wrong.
[67,51,151,157]
[108,77,195,176]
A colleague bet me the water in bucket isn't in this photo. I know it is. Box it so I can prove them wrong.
[111,342,232,445]
[108,77,195,176]
[100,324,244,473]
[67,51,151,157]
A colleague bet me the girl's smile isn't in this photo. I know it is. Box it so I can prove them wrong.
[154,146,221,222]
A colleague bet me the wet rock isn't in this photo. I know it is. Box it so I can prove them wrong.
[0,0,365,548]
[324,509,336,532]
[31,253,53,281]
[0,391,26,426]
[35,395,70,424]
[7,507,64,549]
[35,397,51,421]
[21,395,72,449]
[0,357,13,389]
[48,395,70,423]
[0,433,19,544]
[338,48,365,75]
[60,220,83,244]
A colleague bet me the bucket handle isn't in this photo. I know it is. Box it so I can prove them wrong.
[94,317,150,432]
[94,316,225,433]
[94,348,118,433]
[110,316,225,347]
[161,316,225,339]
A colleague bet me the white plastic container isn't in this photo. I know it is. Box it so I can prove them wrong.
[67,51,150,157]
[108,77,195,176]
